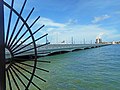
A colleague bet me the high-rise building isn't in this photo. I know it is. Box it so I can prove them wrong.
[95,37,102,44]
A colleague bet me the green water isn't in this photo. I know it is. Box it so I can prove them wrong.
[6,45,120,90]
[32,45,120,90]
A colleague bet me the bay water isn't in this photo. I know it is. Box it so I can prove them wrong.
[35,44,120,90]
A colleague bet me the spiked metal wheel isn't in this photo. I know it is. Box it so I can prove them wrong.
[0,0,50,90]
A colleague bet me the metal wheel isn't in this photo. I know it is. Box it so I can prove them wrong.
[2,0,50,90]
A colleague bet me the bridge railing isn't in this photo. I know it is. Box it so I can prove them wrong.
[37,44,106,51]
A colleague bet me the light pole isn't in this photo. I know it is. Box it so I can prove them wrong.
[83,38,85,44]
[0,0,6,90]
[71,37,73,44]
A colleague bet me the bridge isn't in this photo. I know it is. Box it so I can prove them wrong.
[6,44,111,59]
[37,44,110,56]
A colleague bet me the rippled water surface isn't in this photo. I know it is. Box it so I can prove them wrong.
[33,45,120,90]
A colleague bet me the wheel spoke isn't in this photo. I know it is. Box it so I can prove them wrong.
[11,25,45,51]
[6,0,14,44]
[15,61,49,72]
[13,58,51,63]
[14,42,50,56]
[13,33,48,53]
[6,70,12,90]
[9,8,34,47]
[11,65,41,90]
[13,63,46,82]
[5,0,27,46]
[10,66,27,89]
[8,68,20,90]
[10,16,41,49]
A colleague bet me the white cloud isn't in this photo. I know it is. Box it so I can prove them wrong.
[38,17,66,27]
[92,14,111,23]
[35,17,119,44]
[66,19,78,25]
[47,24,119,43]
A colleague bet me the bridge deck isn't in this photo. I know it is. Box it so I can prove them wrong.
[6,44,111,58]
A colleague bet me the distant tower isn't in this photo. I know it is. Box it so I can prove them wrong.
[71,37,74,44]
[95,33,104,44]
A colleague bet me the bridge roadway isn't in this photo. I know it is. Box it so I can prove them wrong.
[6,44,110,58]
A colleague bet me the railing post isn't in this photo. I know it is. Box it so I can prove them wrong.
[0,0,6,90]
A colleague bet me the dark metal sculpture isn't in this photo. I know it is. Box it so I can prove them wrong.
[0,0,50,90]
[0,0,5,90]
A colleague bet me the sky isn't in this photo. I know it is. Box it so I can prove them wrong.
[4,0,120,44]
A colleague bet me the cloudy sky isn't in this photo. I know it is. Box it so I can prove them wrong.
[4,0,120,44]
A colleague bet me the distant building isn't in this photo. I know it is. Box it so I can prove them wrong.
[95,37,102,44]
[61,40,65,43]
[116,41,120,44]
[112,41,116,44]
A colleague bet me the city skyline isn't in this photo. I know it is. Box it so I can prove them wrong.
[4,0,120,44]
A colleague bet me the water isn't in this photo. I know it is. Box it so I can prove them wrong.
[6,45,120,90]
[33,44,120,90]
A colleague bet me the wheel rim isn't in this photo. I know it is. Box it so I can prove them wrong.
[3,0,50,89]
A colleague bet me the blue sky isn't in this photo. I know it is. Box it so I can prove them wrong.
[4,0,120,44]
